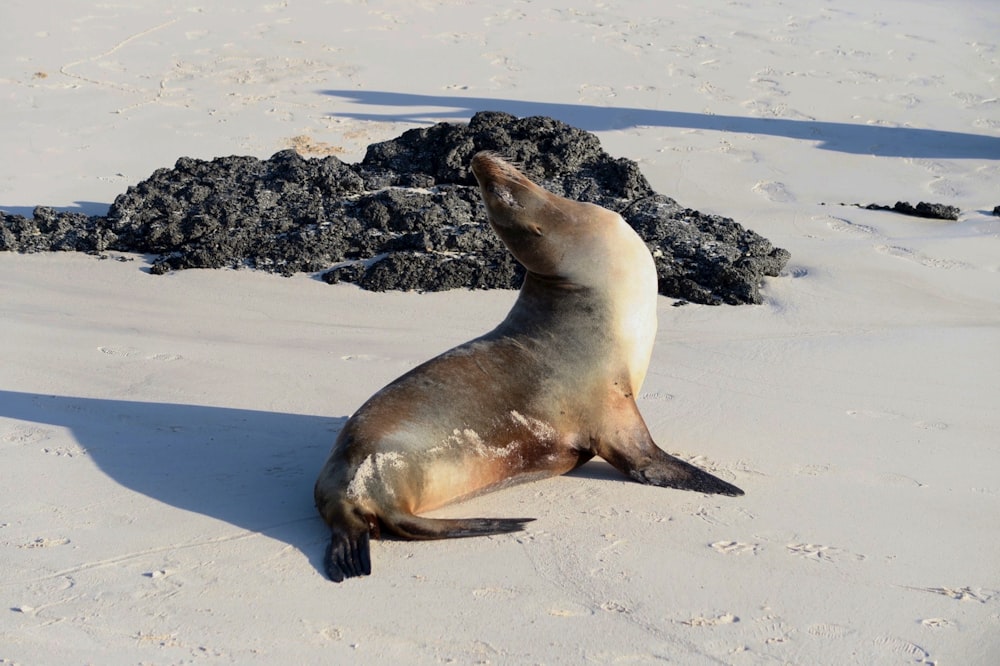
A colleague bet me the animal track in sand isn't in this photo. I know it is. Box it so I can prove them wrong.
[786,542,865,564]
[42,445,87,457]
[692,507,727,526]
[920,617,954,629]
[710,540,760,556]
[912,586,995,603]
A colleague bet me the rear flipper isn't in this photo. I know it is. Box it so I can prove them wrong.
[324,514,533,582]
[385,514,535,540]
[325,526,372,582]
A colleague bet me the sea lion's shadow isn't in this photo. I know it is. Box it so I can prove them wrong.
[566,459,625,482]
[0,390,342,574]
[1,389,638,574]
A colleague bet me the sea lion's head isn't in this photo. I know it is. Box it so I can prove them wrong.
[470,151,651,291]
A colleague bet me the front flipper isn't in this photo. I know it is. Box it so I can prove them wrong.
[594,403,744,497]
[625,451,744,496]
[325,525,372,582]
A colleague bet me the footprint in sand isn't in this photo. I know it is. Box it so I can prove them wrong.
[872,635,931,663]
[19,537,71,549]
[820,215,969,269]
[846,408,902,421]
[786,542,866,563]
[148,353,183,361]
[874,244,969,270]
[752,180,794,203]
[808,623,852,638]
[710,540,760,556]
[2,425,52,445]
[98,345,140,358]
[680,612,739,627]
[600,600,631,614]
[340,354,382,361]
[98,347,183,361]
[471,586,518,601]
[823,215,881,238]
[848,409,950,433]
[637,391,673,402]
[754,614,793,645]
[548,602,594,618]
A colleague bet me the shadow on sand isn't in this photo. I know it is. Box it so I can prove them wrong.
[322,90,1000,161]
[0,201,111,218]
[1,390,344,575]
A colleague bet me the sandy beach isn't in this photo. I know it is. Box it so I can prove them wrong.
[2,1,999,663]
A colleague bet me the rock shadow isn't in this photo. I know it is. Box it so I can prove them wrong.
[321,90,1000,160]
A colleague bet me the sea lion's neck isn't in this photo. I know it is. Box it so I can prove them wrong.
[499,272,604,333]
[497,271,656,393]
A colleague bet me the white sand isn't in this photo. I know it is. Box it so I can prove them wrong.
[2,1,999,663]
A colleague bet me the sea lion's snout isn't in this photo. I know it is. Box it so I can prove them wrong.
[470,151,512,182]
[472,152,540,221]
[471,152,532,198]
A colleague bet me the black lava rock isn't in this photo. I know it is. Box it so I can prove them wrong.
[863,201,961,221]
[1,111,790,305]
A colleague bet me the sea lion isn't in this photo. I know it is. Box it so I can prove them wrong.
[314,151,743,582]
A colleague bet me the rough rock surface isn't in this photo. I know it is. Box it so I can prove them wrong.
[864,201,961,221]
[1,111,790,305]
